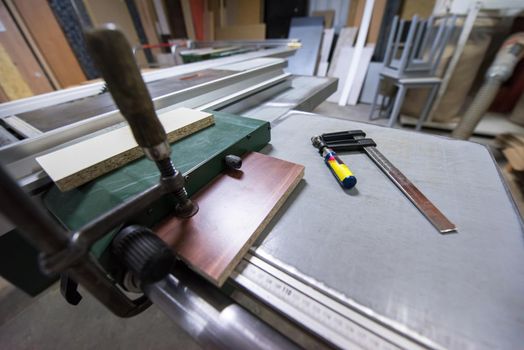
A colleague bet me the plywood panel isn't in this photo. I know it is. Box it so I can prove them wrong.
[400,0,435,19]
[208,0,226,28]
[135,0,161,55]
[12,0,86,88]
[346,0,365,27]
[367,0,387,44]
[180,0,196,39]
[203,10,214,40]
[0,2,53,97]
[37,108,214,191]
[189,0,205,40]
[347,45,374,104]
[0,85,9,103]
[155,152,304,286]
[316,28,335,76]
[312,10,335,28]
[83,0,147,66]
[225,0,263,26]
[327,27,358,102]
[0,43,32,100]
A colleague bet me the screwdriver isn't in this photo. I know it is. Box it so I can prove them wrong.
[311,136,357,189]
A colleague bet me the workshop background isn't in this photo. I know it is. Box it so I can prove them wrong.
[1,0,524,349]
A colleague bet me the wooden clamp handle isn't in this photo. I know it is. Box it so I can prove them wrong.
[85,25,166,148]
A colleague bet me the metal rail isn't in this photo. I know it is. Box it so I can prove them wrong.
[145,271,299,350]
[0,48,296,119]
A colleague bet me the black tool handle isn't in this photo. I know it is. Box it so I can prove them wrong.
[85,25,166,148]
[321,130,366,142]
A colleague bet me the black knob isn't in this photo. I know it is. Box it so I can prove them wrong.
[112,225,175,286]
[224,154,242,170]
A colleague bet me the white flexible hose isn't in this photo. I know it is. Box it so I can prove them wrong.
[451,79,502,139]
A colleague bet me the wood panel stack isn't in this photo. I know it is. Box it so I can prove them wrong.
[496,133,524,216]
[10,0,86,89]
[211,0,265,40]
[83,0,148,67]
[497,134,524,172]
[0,1,54,102]
[135,0,162,58]
[327,0,386,103]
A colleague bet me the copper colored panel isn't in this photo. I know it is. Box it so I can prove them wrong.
[155,152,304,286]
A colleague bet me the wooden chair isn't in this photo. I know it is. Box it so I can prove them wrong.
[369,15,457,129]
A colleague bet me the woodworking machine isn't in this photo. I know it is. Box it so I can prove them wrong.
[1,28,524,350]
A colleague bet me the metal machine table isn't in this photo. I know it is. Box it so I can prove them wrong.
[232,111,524,349]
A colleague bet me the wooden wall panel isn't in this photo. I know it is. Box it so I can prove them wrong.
[11,0,86,88]
[0,2,53,98]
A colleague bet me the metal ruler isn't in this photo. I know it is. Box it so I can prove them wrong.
[363,145,456,233]
[232,252,442,350]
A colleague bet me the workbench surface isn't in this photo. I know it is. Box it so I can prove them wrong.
[255,111,524,349]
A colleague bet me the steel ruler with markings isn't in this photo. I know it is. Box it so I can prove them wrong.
[231,252,443,350]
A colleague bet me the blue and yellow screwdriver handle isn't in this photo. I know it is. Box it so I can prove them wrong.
[311,136,357,189]
[323,149,357,189]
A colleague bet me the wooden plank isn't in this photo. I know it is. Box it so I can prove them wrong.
[83,0,147,67]
[0,2,53,96]
[339,0,375,106]
[312,10,335,28]
[346,0,365,27]
[326,27,358,102]
[4,0,60,89]
[155,152,305,286]
[189,0,205,40]
[400,0,435,19]
[36,108,214,191]
[347,45,375,104]
[367,0,387,44]
[504,147,524,172]
[135,0,161,55]
[164,0,186,38]
[225,0,263,26]
[316,28,335,76]
[11,0,86,88]
[215,24,266,40]
[207,0,226,28]
[0,85,9,103]
[180,0,196,40]
[0,43,32,100]
[152,0,171,36]
[203,10,214,40]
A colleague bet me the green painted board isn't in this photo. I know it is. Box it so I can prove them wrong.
[43,111,270,257]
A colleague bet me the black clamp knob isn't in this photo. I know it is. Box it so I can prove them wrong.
[224,154,242,170]
[111,225,175,287]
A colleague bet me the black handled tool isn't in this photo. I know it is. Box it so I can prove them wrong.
[85,25,197,217]
[317,130,456,234]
